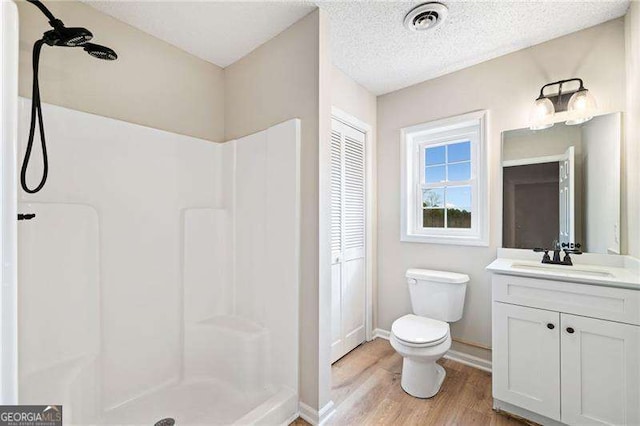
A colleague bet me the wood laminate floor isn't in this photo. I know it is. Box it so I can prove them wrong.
[291,338,528,426]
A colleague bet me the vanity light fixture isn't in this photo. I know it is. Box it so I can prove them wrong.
[529,78,597,130]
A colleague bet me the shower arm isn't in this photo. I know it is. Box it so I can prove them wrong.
[25,0,62,27]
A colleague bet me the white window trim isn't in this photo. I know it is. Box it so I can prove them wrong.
[401,110,489,246]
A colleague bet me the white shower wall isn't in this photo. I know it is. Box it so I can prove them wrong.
[17,98,299,424]
[231,121,300,392]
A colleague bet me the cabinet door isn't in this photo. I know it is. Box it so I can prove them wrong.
[561,314,640,426]
[493,303,561,420]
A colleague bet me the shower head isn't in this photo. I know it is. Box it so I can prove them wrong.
[83,43,118,61]
[21,0,118,195]
[43,22,93,47]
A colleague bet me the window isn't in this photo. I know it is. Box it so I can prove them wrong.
[401,111,488,246]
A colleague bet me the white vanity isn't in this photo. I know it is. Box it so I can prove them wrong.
[487,249,640,426]
[492,112,640,425]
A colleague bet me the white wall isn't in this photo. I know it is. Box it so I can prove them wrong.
[625,2,640,258]
[224,10,331,413]
[231,119,301,393]
[17,99,222,411]
[376,19,626,361]
[17,100,300,424]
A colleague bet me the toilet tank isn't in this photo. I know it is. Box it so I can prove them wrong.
[406,269,469,322]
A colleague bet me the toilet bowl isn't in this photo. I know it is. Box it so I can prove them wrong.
[390,314,451,398]
[390,269,469,399]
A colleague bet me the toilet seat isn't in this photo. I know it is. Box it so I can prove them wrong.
[391,314,449,347]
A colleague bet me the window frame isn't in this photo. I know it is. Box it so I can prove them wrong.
[417,132,477,235]
[401,110,489,246]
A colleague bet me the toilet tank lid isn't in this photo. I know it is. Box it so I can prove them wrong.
[406,268,469,284]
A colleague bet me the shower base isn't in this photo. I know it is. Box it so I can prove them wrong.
[100,378,295,426]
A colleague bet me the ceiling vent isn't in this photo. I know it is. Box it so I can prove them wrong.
[403,3,448,32]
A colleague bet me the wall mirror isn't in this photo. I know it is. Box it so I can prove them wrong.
[501,112,621,254]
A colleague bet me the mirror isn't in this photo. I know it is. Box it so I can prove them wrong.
[501,112,621,254]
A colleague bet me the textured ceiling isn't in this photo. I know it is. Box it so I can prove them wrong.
[321,0,630,94]
[84,1,630,95]
[83,1,316,68]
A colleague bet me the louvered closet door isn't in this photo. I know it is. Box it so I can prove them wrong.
[330,118,366,363]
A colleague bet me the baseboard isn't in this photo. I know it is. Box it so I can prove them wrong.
[299,400,336,425]
[372,328,390,340]
[298,401,316,424]
[282,412,301,426]
[443,349,492,373]
[372,327,492,373]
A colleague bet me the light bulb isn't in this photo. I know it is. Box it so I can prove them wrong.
[566,88,597,125]
[529,97,555,130]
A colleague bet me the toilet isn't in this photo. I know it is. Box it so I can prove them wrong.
[390,268,469,399]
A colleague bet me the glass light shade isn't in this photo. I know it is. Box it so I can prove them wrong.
[529,97,555,130]
[566,89,597,125]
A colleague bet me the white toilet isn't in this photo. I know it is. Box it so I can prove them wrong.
[390,268,469,399]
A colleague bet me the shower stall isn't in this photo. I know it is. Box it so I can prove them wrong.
[1,4,300,424]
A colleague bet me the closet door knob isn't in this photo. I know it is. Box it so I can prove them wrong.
[546,323,555,330]
[566,327,575,334]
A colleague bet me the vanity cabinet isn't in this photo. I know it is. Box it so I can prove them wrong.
[492,274,640,426]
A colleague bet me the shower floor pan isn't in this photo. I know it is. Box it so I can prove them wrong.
[100,379,296,426]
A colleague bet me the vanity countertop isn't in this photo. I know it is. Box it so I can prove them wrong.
[487,249,640,290]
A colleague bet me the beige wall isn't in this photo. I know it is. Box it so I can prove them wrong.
[331,66,377,130]
[16,0,224,141]
[625,2,640,257]
[225,10,330,411]
[318,9,331,412]
[376,19,626,360]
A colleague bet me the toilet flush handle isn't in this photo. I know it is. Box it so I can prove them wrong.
[407,278,417,285]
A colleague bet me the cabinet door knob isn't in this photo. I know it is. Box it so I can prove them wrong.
[566,327,575,334]
[547,323,555,330]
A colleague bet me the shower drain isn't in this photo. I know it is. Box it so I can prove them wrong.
[154,418,175,426]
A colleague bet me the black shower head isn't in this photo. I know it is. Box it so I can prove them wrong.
[83,43,118,61]
[42,21,93,47]
[20,0,119,194]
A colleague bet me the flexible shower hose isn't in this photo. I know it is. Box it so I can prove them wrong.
[20,39,48,194]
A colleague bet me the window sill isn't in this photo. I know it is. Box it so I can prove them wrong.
[401,233,489,247]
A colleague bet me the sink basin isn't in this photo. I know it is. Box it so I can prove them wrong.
[486,254,639,289]
[510,262,615,278]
